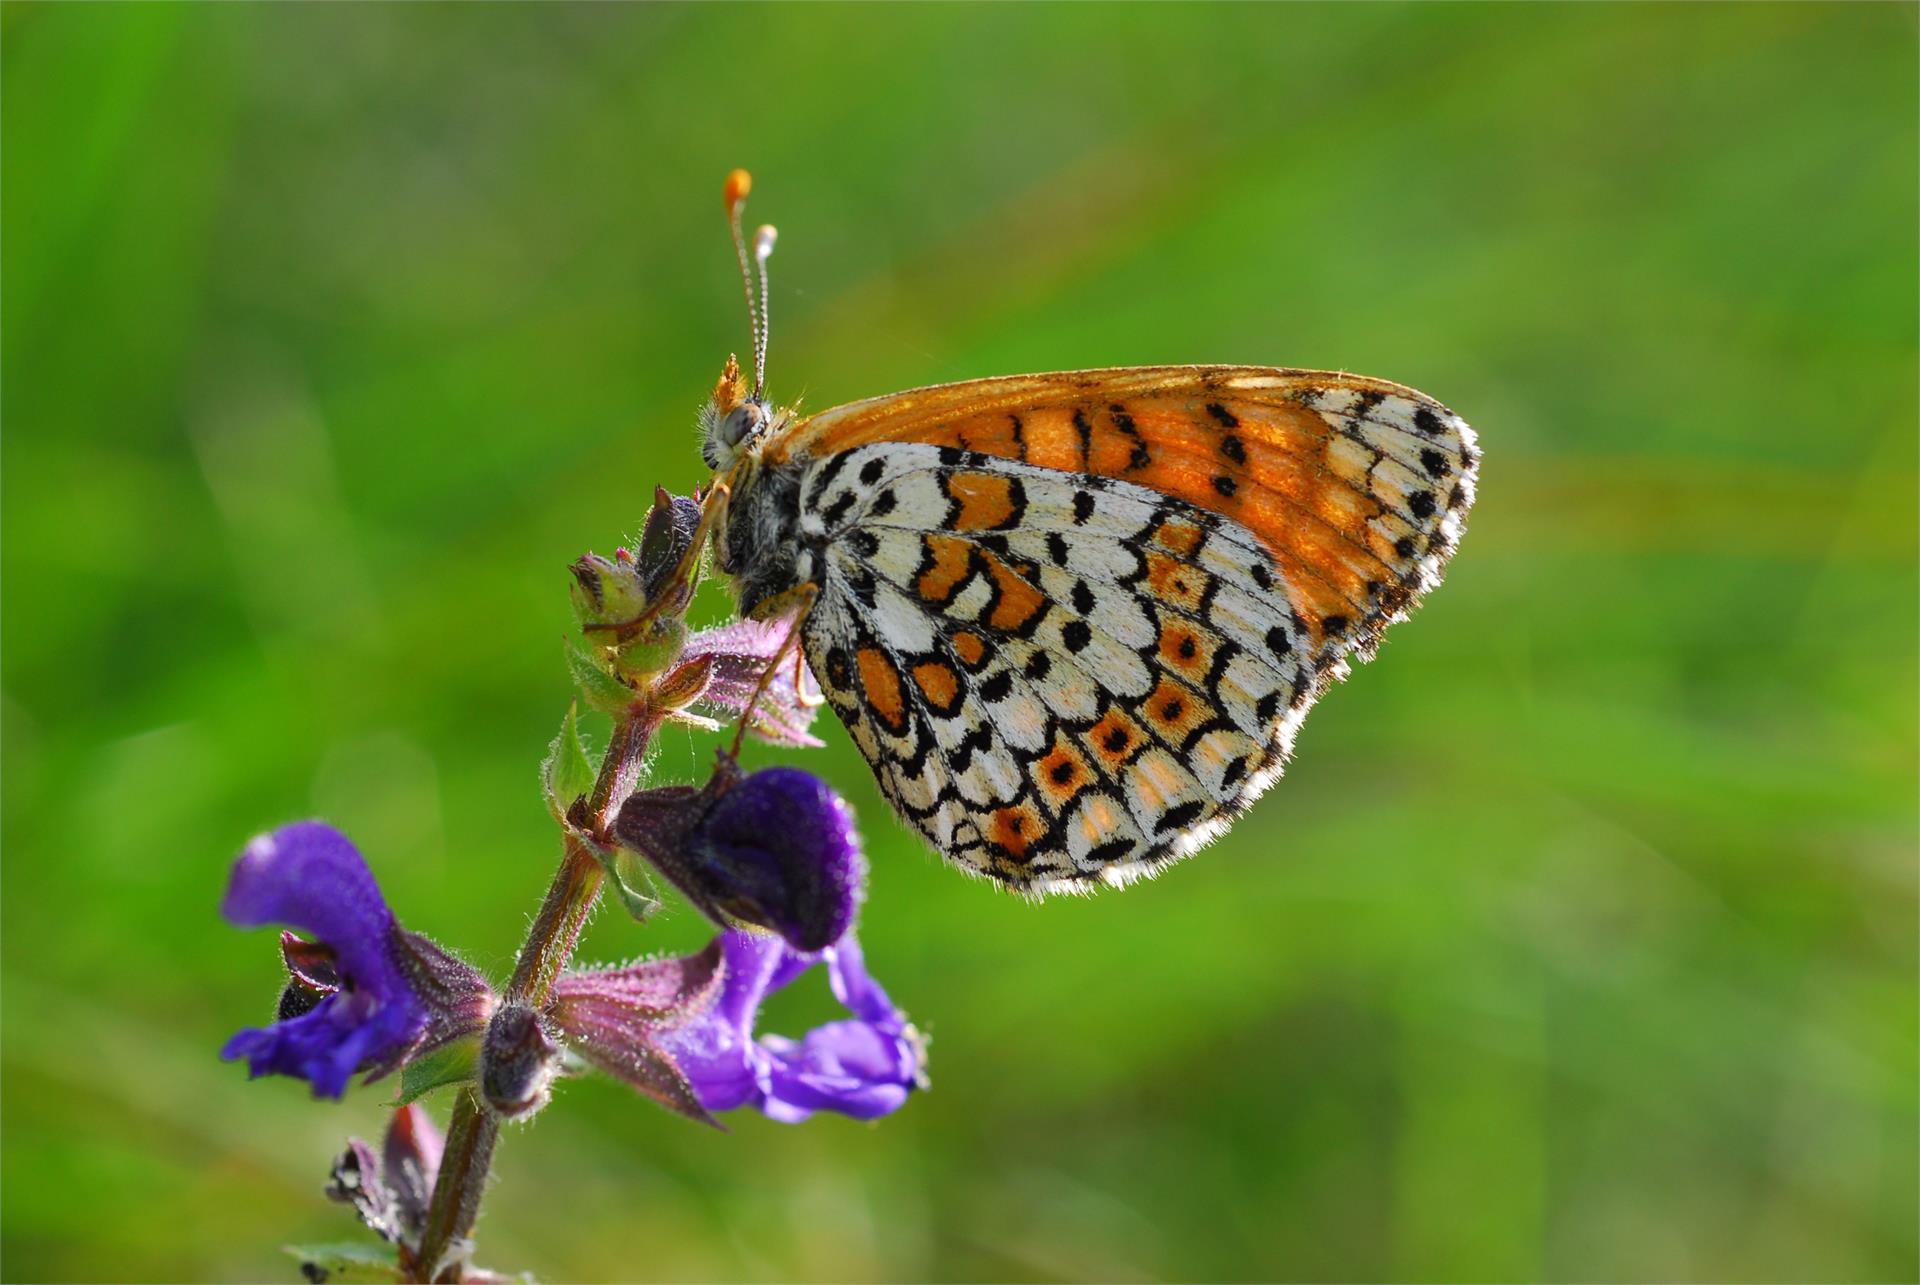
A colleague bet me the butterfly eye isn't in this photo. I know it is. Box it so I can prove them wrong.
[722,401,769,448]
[700,396,772,472]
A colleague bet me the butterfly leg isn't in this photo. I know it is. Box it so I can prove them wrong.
[791,638,823,708]
[726,580,820,758]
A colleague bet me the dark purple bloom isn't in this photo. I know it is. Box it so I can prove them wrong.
[660,930,924,1124]
[616,763,863,952]
[220,822,492,1099]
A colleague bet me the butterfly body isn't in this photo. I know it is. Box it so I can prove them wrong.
[704,362,1479,895]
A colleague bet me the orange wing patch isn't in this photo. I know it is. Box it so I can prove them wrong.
[1082,707,1149,771]
[945,471,1021,531]
[856,646,908,735]
[1138,675,1215,747]
[980,549,1048,635]
[911,657,963,716]
[950,629,991,671]
[1144,549,1211,614]
[915,534,973,605]
[987,800,1045,863]
[1029,732,1097,812]
[1155,615,1218,682]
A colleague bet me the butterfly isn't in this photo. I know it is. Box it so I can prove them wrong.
[697,171,1478,896]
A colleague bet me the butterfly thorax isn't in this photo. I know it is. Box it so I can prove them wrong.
[695,355,807,617]
[714,448,812,619]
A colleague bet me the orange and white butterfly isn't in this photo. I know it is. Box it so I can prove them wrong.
[698,171,1478,895]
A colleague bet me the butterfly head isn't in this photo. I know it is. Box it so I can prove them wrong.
[702,169,780,474]
[699,354,772,472]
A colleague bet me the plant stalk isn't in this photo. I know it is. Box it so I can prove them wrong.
[412,703,659,1283]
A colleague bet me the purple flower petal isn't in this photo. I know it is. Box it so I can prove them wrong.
[659,930,922,1124]
[223,823,405,1003]
[221,993,420,1101]
[689,768,864,952]
[547,940,728,1125]
[686,618,823,748]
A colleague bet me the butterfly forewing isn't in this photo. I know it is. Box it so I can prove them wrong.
[737,365,1478,894]
[774,366,1477,665]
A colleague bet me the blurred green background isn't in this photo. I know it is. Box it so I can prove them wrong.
[4,4,1915,1281]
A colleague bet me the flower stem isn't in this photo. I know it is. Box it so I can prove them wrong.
[412,704,659,1283]
[411,1090,494,1282]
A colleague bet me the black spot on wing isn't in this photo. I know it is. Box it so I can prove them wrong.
[1156,800,1206,835]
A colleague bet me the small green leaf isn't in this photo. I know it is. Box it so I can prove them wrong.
[565,637,634,715]
[281,1242,402,1283]
[540,702,598,822]
[392,1036,479,1106]
[591,845,663,924]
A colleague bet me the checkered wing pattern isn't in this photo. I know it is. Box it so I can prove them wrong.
[779,366,1478,893]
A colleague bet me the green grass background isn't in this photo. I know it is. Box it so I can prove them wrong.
[3,4,1915,1281]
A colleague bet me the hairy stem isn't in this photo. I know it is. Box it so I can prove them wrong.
[412,1090,494,1282]
[412,703,659,1282]
[507,711,657,1006]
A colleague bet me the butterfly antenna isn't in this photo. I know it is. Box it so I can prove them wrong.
[723,169,763,388]
[752,223,777,399]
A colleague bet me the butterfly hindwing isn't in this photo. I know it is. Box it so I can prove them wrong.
[799,442,1315,892]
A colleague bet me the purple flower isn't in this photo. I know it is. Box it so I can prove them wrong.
[220,822,493,1099]
[681,617,823,748]
[616,763,863,952]
[660,930,924,1124]
[547,939,728,1126]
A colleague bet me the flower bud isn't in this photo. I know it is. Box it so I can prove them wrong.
[570,492,709,688]
[480,1002,559,1120]
[614,615,690,679]
[568,551,650,632]
[321,1104,445,1251]
[570,490,704,637]
[635,489,703,603]
[380,1104,443,1236]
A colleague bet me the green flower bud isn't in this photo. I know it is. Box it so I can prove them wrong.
[614,616,690,682]
[569,550,650,633]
